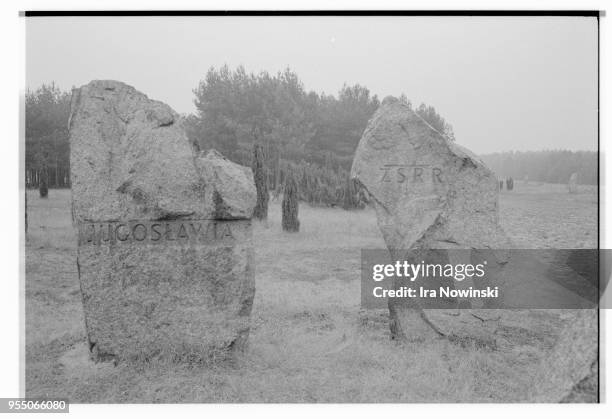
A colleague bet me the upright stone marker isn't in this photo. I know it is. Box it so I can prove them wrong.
[568,172,579,194]
[350,97,512,342]
[351,97,510,252]
[350,97,598,398]
[70,80,257,362]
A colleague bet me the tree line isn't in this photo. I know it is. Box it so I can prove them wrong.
[25,65,595,201]
[25,66,453,208]
[186,66,454,196]
[481,150,597,185]
[25,83,71,188]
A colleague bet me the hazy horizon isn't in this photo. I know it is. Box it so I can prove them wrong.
[26,16,598,154]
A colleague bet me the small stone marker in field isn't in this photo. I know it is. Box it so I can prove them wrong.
[70,80,256,362]
[282,173,300,232]
[252,143,269,221]
[568,172,579,194]
[39,176,48,198]
[350,96,512,343]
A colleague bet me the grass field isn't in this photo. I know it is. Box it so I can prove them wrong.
[24,181,598,402]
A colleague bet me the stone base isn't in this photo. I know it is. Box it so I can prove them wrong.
[77,219,255,363]
[388,305,443,342]
[423,309,501,349]
[389,304,501,349]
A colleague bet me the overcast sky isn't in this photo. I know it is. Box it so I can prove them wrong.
[26,16,598,154]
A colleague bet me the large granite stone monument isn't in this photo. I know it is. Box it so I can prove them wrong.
[350,96,512,342]
[350,96,598,401]
[350,98,594,336]
[70,80,256,362]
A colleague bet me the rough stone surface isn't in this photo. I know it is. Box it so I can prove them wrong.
[196,149,257,220]
[568,172,579,194]
[351,97,510,252]
[349,97,594,346]
[350,97,598,400]
[530,309,598,402]
[282,174,300,232]
[70,80,256,362]
[350,97,512,343]
[252,143,269,221]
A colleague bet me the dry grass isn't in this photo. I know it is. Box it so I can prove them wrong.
[499,180,597,249]
[24,183,597,403]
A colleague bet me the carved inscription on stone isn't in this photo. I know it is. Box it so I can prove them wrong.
[77,219,247,246]
[379,164,444,184]
[69,80,257,361]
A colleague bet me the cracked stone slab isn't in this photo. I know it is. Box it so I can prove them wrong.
[350,97,598,400]
[350,96,510,251]
[350,97,512,344]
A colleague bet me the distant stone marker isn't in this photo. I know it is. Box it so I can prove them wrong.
[70,80,256,362]
[568,172,579,194]
[350,97,512,343]
[282,173,300,232]
[39,176,48,198]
